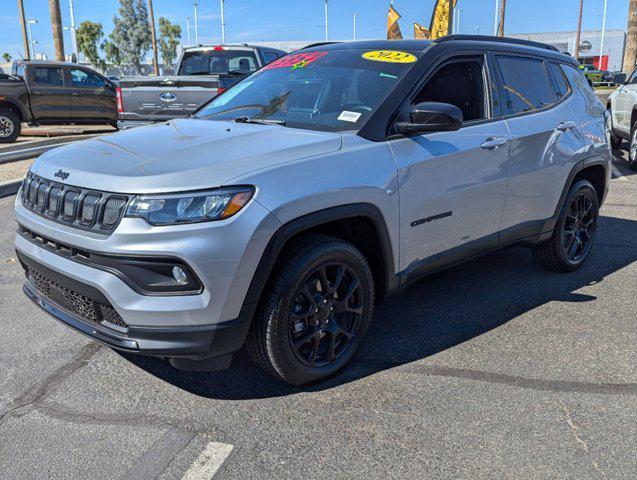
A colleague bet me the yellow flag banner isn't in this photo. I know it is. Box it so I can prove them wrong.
[429,0,457,39]
[413,22,431,40]
[387,3,403,40]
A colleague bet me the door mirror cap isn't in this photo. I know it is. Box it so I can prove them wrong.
[395,102,463,135]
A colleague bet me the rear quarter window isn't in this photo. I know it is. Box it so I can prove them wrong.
[496,56,554,115]
[32,67,64,86]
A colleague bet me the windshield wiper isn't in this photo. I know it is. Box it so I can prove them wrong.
[227,69,248,76]
[234,116,286,125]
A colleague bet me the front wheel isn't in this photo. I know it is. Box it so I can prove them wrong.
[246,234,374,385]
[0,109,20,143]
[533,180,599,272]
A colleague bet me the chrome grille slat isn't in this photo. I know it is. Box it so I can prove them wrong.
[21,173,129,234]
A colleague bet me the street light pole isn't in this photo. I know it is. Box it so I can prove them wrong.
[193,2,199,44]
[455,9,462,35]
[26,19,37,59]
[599,0,608,70]
[220,0,226,44]
[324,0,328,42]
[68,0,78,60]
[493,0,499,35]
[352,13,356,41]
[186,16,191,46]
[17,0,30,60]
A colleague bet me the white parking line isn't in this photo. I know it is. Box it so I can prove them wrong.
[181,441,234,480]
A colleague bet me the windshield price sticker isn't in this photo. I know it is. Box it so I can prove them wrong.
[362,50,417,63]
[337,111,362,123]
[263,51,328,71]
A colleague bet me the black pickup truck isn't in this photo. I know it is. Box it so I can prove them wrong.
[117,44,286,129]
[0,60,117,143]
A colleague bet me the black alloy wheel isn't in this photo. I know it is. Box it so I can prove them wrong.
[562,190,596,262]
[289,262,363,367]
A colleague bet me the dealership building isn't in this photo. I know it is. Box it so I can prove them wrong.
[510,30,627,71]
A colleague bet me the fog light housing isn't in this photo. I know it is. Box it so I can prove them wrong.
[172,266,189,285]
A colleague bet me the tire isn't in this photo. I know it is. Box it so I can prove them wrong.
[0,108,21,143]
[533,180,599,272]
[629,123,637,171]
[606,110,622,151]
[246,234,375,385]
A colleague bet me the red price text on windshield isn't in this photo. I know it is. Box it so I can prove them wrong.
[262,51,328,71]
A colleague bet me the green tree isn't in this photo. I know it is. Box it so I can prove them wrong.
[76,21,106,71]
[102,40,122,68]
[110,0,151,74]
[2,53,11,63]
[158,17,181,67]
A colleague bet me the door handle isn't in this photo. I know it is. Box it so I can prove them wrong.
[556,121,576,132]
[481,137,508,150]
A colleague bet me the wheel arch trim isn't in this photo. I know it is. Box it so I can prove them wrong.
[241,203,398,309]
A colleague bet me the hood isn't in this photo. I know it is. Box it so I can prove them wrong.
[30,118,342,194]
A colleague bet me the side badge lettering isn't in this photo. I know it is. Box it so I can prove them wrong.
[411,211,452,227]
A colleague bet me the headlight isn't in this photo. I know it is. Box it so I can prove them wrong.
[125,187,254,226]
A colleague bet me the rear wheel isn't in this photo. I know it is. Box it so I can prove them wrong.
[0,109,20,143]
[533,180,599,272]
[246,234,374,385]
[629,123,637,171]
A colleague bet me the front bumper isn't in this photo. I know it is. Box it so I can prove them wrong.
[20,252,251,363]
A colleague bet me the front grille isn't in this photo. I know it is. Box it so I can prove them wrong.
[28,268,128,330]
[20,173,129,233]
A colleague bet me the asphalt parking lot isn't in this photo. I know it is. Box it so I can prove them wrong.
[0,152,635,480]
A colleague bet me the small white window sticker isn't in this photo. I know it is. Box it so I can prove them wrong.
[337,111,362,123]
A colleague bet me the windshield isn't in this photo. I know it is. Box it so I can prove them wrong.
[195,48,421,132]
[178,49,259,75]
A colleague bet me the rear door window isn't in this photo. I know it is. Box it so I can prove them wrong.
[179,50,259,75]
[496,56,554,115]
[32,67,64,86]
[263,51,281,65]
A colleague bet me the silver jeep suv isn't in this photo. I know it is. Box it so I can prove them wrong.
[14,37,612,385]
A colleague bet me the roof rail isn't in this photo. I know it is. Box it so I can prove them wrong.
[300,41,341,50]
[436,35,559,52]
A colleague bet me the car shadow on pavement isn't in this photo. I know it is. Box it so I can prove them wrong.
[118,214,637,399]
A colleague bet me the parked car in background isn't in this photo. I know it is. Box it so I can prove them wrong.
[15,36,611,385]
[0,60,117,143]
[607,68,637,170]
[116,44,286,129]
[579,64,614,85]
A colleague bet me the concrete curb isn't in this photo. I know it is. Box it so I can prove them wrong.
[0,133,104,165]
[0,178,21,198]
[0,134,103,155]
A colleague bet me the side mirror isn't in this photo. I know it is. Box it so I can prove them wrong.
[395,102,463,135]
[613,73,627,85]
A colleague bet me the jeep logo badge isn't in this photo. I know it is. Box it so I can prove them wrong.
[54,169,70,180]
[159,92,178,102]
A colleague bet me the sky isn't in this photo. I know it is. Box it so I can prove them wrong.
[0,0,630,61]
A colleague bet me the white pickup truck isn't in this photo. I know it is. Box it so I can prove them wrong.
[607,69,637,170]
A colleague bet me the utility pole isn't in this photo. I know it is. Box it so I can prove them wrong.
[193,2,199,44]
[324,0,328,42]
[455,9,463,35]
[497,0,507,37]
[624,0,637,73]
[18,0,30,60]
[68,0,78,60]
[186,17,191,46]
[220,0,226,44]
[599,0,608,70]
[148,0,159,75]
[574,0,583,59]
[49,0,65,61]
[493,0,499,35]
